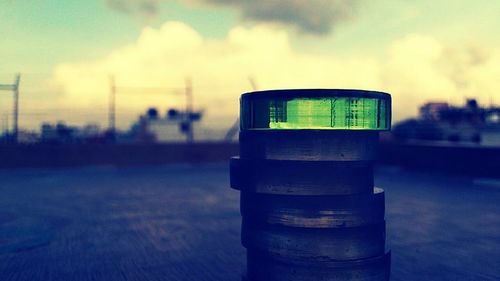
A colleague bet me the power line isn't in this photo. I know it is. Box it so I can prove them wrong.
[108,75,197,143]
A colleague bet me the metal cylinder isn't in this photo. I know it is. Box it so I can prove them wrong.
[230,89,392,281]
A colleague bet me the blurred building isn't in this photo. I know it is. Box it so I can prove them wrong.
[393,99,500,145]
[126,107,203,143]
[40,122,102,144]
[419,102,449,120]
[7,107,226,145]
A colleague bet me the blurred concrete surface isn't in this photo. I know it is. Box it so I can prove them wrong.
[0,163,499,280]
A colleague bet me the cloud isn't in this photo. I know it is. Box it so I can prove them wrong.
[106,0,160,18]
[198,0,360,34]
[106,0,360,34]
[381,34,500,119]
[50,22,500,129]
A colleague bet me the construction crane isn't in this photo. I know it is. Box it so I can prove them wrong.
[0,73,21,143]
[224,76,258,142]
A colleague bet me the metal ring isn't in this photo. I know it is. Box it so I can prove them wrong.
[239,130,378,161]
[241,188,385,228]
[242,220,386,261]
[246,250,391,281]
[230,157,373,195]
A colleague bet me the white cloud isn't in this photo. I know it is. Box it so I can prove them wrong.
[50,21,500,129]
[381,34,500,119]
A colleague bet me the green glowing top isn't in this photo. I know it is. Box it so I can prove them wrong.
[240,89,391,130]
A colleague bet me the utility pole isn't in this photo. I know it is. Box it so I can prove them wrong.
[1,114,6,137]
[13,74,20,143]
[185,78,194,143]
[185,78,193,114]
[0,73,21,143]
[109,75,116,135]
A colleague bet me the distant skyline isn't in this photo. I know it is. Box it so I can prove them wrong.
[1,0,500,131]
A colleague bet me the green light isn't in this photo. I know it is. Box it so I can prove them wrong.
[241,89,391,130]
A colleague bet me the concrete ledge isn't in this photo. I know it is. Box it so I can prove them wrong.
[0,142,499,178]
[0,143,239,168]
[378,141,500,177]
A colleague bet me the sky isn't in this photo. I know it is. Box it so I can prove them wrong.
[0,0,499,131]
